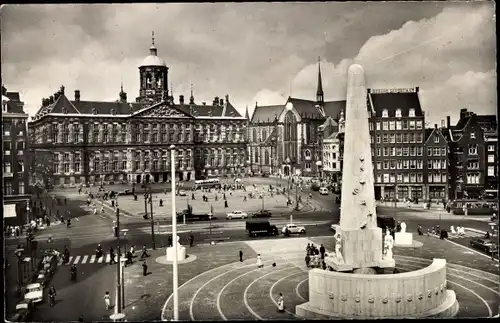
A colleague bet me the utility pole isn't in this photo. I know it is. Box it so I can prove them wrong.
[144,187,148,219]
[149,189,156,250]
[294,184,299,211]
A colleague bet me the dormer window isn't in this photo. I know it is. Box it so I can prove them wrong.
[62,107,68,114]
[382,109,388,118]
[470,132,476,139]
[92,108,97,115]
[395,109,402,118]
[111,108,116,115]
[409,108,415,117]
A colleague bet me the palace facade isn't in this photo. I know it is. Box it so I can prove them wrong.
[28,37,247,187]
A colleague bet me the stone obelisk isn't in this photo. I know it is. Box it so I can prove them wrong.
[326,64,394,272]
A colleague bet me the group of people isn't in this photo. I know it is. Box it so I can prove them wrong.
[304,243,326,269]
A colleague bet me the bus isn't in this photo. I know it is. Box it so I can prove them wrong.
[194,178,221,190]
[451,200,498,216]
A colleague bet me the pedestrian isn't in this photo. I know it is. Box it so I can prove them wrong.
[104,291,111,310]
[319,244,326,259]
[224,200,228,208]
[109,248,116,264]
[100,206,104,214]
[256,254,263,268]
[305,254,310,267]
[277,293,285,312]
[192,193,195,200]
[189,233,194,247]
[142,260,148,276]
[239,249,243,262]
[141,244,149,258]
[168,236,173,248]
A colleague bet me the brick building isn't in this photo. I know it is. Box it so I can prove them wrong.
[367,88,426,200]
[445,109,497,199]
[28,36,247,187]
[321,115,344,184]
[248,60,345,177]
[424,124,449,200]
[2,86,31,225]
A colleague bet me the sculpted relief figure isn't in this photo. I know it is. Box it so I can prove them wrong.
[334,232,344,264]
[401,222,407,233]
[383,231,394,260]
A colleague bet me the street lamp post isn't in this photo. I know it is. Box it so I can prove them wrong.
[114,198,122,314]
[294,184,299,211]
[285,157,291,203]
[144,188,148,219]
[169,145,179,321]
[120,257,127,310]
[149,189,156,250]
[121,229,129,258]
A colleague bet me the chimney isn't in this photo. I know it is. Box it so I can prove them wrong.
[41,98,46,107]
[225,94,229,103]
[446,116,450,128]
[460,108,468,120]
[213,96,219,106]
[367,88,371,94]
[179,95,184,105]
[219,98,224,106]
[60,85,65,94]
[49,95,54,104]
[74,90,81,101]
[202,102,206,106]
[415,86,419,92]
[54,91,60,101]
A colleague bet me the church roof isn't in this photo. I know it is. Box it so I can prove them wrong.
[251,105,283,123]
[323,101,346,119]
[369,92,423,118]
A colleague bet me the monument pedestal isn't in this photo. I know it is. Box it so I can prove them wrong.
[166,246,186,262]
[395,232,413,246]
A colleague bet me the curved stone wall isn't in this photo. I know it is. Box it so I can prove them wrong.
[302,259,450,318]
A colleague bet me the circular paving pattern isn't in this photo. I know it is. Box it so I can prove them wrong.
[162,253,499,320]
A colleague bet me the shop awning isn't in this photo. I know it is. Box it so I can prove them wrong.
[3,204,17,218]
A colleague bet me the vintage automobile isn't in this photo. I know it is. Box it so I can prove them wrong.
[10,300,34,322]
[177,190,187,196]
[24,283,43,303]
[252,209,272,218]
[282,223,306,234]
[226,211,248,219]
[118,189,133,196]
[469,238,498,254]
[319,187,329,195]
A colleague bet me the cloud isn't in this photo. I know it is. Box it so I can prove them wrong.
[252,3,496,125]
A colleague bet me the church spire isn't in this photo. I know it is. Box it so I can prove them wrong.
[316,56,324,104]
[119,80,127,103]
[245,105,250,120]
[189,82,195,104]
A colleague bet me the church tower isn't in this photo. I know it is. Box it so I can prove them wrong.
[316,56,324,106]
[136,31,169,105]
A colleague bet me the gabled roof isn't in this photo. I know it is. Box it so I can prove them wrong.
[323,101,346,119]
[176,101,243,118]
[72,101,144,115]
[454,116,471,130]
[251,105,283,123]
[369,92,423,118]
[49,94,80,114]
[289,98,323,119]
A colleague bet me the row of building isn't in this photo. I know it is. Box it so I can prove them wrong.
[2,38,498,224]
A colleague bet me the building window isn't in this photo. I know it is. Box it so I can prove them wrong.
[441,147,446,156]
[4,180,12,195]
[396,134,402,143]
[376,122,381,130]
[376,148,381,156]
[54,164,59,174]
[417,160,423,169]
[434,135,439,143]
[402,147,409,156]
[488,166,495,176]
[488,155,495,163]
[416,121,423,130]
[305,150,311,158]
[17,161,24,172]
[390,147,395,156]
[409,133,415,143]
[64,163,69,173]
[403,160,409,169]
[409,147,415,156]
[427,148,432,156]
[376,162,381,170]
[467,161,479,169]
[466,173,480,184]
[395,109,402,118]
[396,121,402,130]
[417,173,423,182]
[403,174,409,183]
[397,174,403,182]
[382,109,388,118]
[428,174,433,183]
[433,147,440,156]
[417,147,422,156]
[396,160,402,169]
[409,121,415,130]
[75,163,80,173]
[383,174,389,183]
[403,134,408,143]
[390,160,396,169]
[383,147,389,156]
[383,134,388,143]
[389,134,395,143]
[409,109,415,117]
[402,120,408,130]
[376,135,381,143]
[122,161,127,170]
[417,133,423,143]
[305,162,311,169]
[19,182,25,194]
[383,122,388,130]
[410,174,416,183]
[383,161,389,169]
[441,160,446,169]
[470,132,476,139]
[488,145,495,151]
[442,173,447,183]
[376,174,381,183]
[410,160,416,169]
[4,162,12,173]
[468,144,478,155]
[396,147,402,156]
[434,174,440,183]
[389,121,395,130]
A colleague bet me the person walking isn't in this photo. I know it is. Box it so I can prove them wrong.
[189,233,194,248]
[239,249,243,262]
[142,260,148,276]
[319,244,326,259]
[140,244,150,258]
[256,254,263,268]
[277,293,285,313]
[109,248,116,265]
[104,291,111,310]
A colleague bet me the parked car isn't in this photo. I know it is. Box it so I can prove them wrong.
[252,209,272,218]
[24,283,43,303]
[282,223,306,234]
[226,211,248,219]
[469,238,498,254]
[319,187,329,195]
[311,183,321,191]
[178,190,187,196]
[246,220,279,236]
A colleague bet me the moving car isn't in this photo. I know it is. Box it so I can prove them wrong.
[246,220,279,236]
[178,190,187,196]
[10,300,34,322]
[282,223,306,234]
[118,189,133,196]
[469,238,498,254]
[176,206,212,221]
[319,187,329,195]
[252,209,272,218]
[24,283,43,303]
[227,211,248,219]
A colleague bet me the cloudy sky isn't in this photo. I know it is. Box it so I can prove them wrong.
[1,2,496,125]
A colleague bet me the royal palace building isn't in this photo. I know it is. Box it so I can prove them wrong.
[28,37,247,187]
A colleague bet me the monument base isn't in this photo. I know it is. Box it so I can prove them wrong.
[325,255,395,272]
[395,232,413,246]
[165,246,186,262]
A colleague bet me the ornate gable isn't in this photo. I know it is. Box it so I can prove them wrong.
[132,102,193,118]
